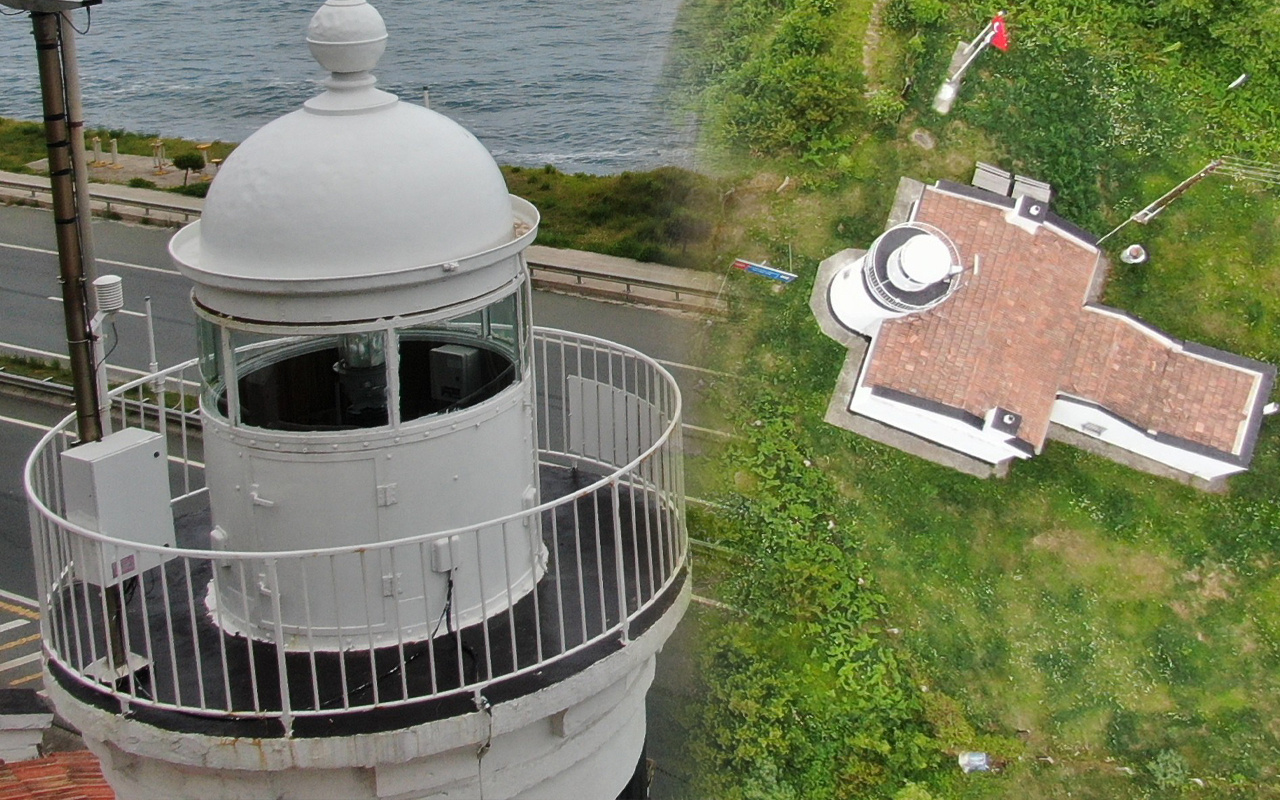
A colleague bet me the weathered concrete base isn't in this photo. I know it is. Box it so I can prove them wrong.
[822,349,1006,480]
[1048,424,1226,493]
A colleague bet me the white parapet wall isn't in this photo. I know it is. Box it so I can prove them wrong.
[1051,396,1244,481]
[850,384,1029,466]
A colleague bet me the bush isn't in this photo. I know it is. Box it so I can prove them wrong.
[168,182,210,198]
[691,0,861,157]
[1146,749,1190,790]
[885,0,948,31]
[127,177,157,189]
[690,396,943,799]
[866,88,907,128]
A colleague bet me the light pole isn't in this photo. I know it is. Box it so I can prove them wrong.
[934,12,1008,115]
[2,0,104,442]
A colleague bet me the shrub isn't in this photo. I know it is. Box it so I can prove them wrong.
[168,182,210,198]
[885,0,948,31]
[1146,749,1190,790]
[866,88,907,128]
[127,177,157,189]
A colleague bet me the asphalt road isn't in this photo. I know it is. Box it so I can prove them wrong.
[0,203,716,376]
[0,394,57,599]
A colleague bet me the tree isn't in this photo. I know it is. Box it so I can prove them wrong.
[172,151,205,186]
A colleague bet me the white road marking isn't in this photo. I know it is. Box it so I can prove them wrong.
[0,241,179,276]
[683,423,735,440]
[0,652,42,672]
[0,413,53,433]
[0,590,37,609]
[0,619,31,634]
[655,358,731,378]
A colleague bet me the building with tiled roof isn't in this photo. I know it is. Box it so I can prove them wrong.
[811,173,1275,486]
[0,751,113,800]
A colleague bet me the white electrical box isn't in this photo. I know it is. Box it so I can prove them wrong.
[60,427,176,587]
[430,344,482,404]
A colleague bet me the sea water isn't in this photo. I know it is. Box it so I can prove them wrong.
[0,0,693,174]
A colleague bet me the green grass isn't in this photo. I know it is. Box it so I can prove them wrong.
[672,0,1280,797]
[0,354,70,383]
[501,164,723,269]
[0,116,235,175]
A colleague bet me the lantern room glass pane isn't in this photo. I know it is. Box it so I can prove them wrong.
[398,291,523,423]
[196,317,227,417]
[235,331,390,431]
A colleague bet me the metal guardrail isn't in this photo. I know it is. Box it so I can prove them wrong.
[0,175,202,223]
[0,368,74,398]
[1,174,724,312]
[526,261,721,306]
[25,328,687,732]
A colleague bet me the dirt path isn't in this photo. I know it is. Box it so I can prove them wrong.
[862,0,888,87]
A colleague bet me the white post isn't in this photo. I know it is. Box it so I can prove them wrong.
[144,295,159,377]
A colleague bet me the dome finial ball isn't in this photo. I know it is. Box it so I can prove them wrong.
[307,0,389,75]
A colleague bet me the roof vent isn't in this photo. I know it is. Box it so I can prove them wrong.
[1015,194,1048,224]
[985,406,1022,436]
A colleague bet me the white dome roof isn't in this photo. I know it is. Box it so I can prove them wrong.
[171,0,536,324]
[198,102,514,280]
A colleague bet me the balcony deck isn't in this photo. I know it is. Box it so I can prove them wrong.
[29,330,687,737]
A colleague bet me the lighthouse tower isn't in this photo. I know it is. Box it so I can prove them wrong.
[826,222,963,335]
[25,3,689,798]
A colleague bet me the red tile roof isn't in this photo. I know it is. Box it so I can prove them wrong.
[866,187,1099,447]
[862,184,1267,457]
[1062,309,1261,453]
[0,752,113,800]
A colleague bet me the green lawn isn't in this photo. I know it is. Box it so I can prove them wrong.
[674,0,1280,797]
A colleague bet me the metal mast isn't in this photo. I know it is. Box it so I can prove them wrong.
[4,0,103,442]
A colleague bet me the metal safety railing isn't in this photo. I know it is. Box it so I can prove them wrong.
[25,328,686,733]
[862,221,963,314]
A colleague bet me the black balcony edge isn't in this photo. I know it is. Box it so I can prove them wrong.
[50,566,688,741]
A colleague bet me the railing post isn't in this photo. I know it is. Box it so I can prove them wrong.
[610,478,629,643]
[266,559,293,736]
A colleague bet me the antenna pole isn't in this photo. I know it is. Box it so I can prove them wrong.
[32,10,102,443]
[59,10,100,303]
[1098,159,1223,245]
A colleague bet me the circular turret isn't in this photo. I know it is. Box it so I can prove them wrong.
[169,0,544,647]
[828,222,962,334]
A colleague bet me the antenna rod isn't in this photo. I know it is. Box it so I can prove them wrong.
[1098,159,1223,245]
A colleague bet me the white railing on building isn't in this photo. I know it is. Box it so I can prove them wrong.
[25,329,686,730]
[862,221,963,314]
